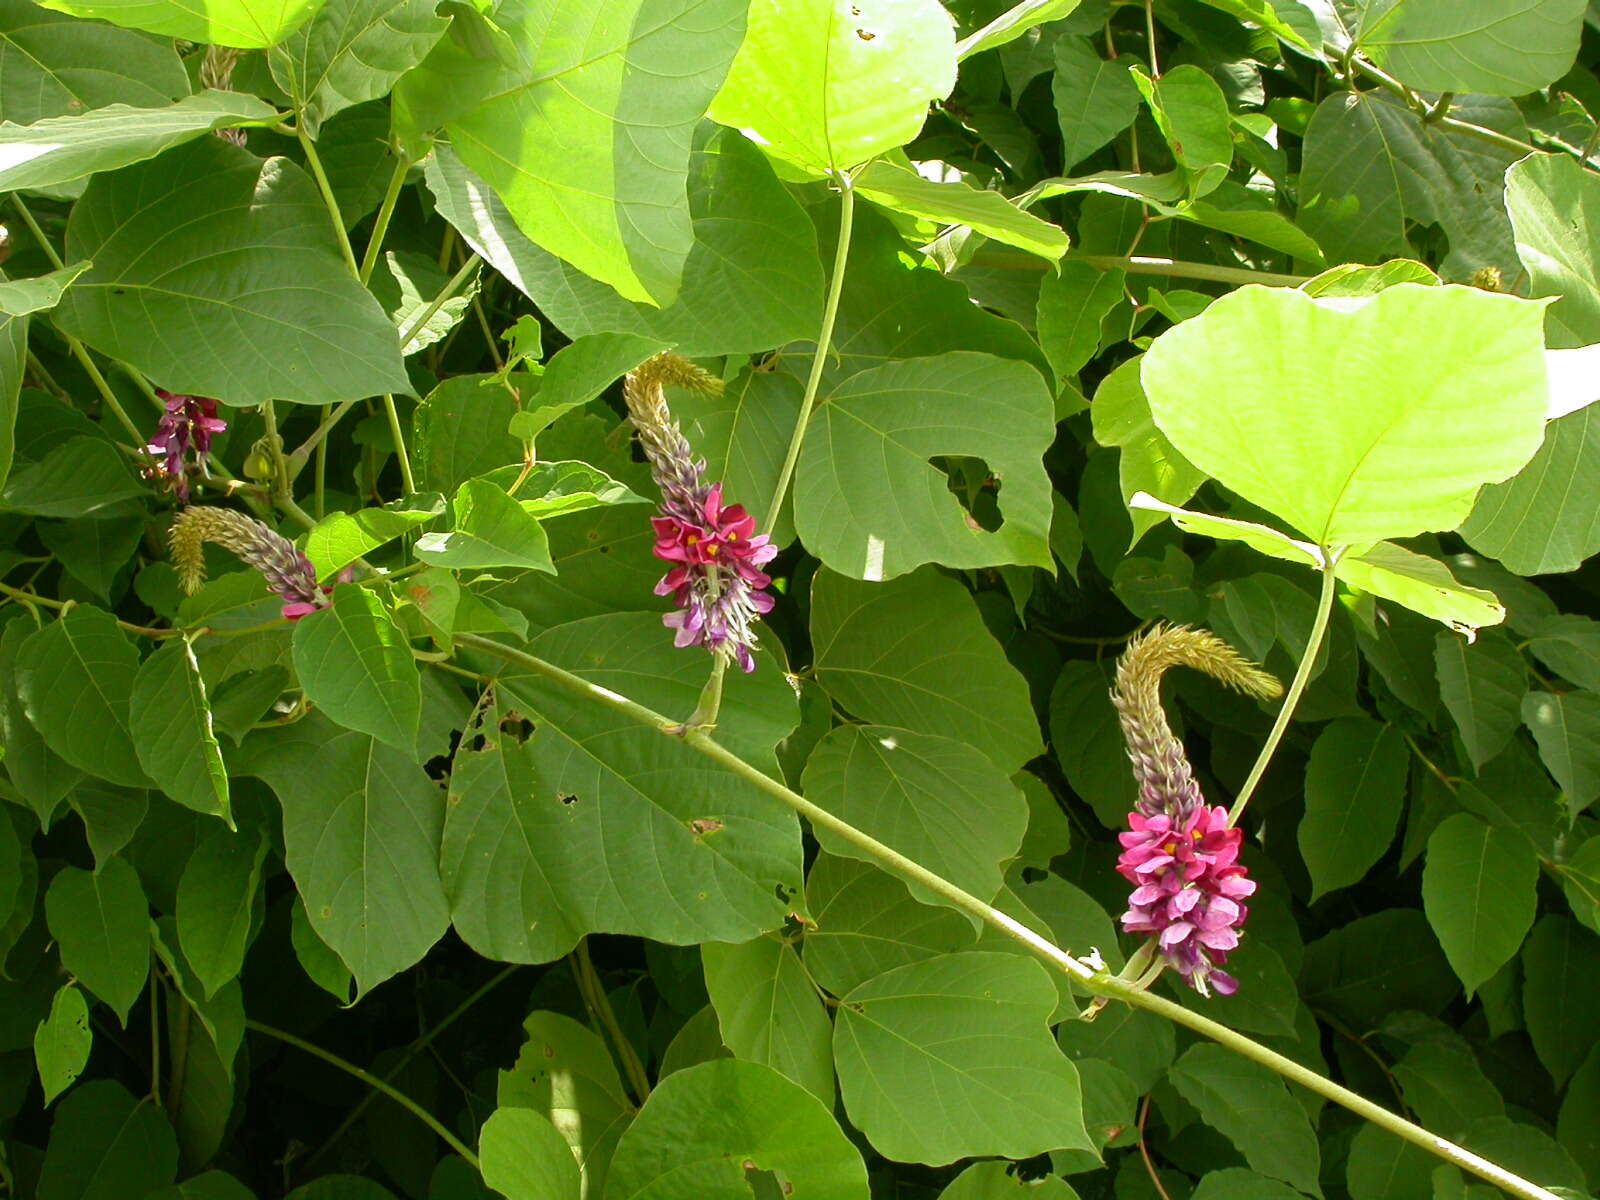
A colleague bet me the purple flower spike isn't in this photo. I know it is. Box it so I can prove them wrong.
[1110,625,1282,996]
[144,390,227,501]
[169,506,328,621]
[625,355,777,673]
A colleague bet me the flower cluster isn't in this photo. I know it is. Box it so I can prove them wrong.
[144,390,226,501]
[170,506,327,620]
[1110,625,1281,996]
[625,355,777,673]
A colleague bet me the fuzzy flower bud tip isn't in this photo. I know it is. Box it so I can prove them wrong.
[1111,624,1279,996]
[170,507,326,620]
[626,355,776,673]
[144,390,226,501]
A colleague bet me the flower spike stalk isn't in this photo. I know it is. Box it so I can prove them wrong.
[624,354,777,678]
[170,506,328,620]
[1111,625,1281,997]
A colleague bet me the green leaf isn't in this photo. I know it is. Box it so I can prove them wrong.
[1192,1170,1308,1200]
[304,494,446,582]
[1522,689,1600,815]
[513,461,647,521]
[1299,718,1407,901]
[414,479,555,573]
[0,2,187,126]
[1173,938,1303,1039]
[1359,0,1585,96]
[1462,407,1600,576]
[1559,1043,1600,1188]
[479,1108,580,1200]
[1521,916,1600,1088]
[1345,1125,1436,1200]
[1558,836,1600,937]
[1092,360,1206,547]
[176,824,267,999]
[1334,542,1505,633]
[0,91,279,193]
[939,1161,1081,1199]
[284,1179,398,1200]
[1526,615,1600,690]
[703,937,834,1101]
[709,0,956,176]
[44,859,149,1024]
[1505,154,1600,348]
[1392,1039,1505,1136]
[267,0,447,136]
[146,1171,257,1200]
[2,436,146,518]
[1048,659,1134,829]
[1423,813,1539,996]
[1168,1043,1321,1197]
[803,725,1027,919]
[1037,261,1125,384]
[802,853,974,998]
[56,137,408,407]
[33,983,91,1105]
[538,331,670,412]
[833,951,1091,1165]
[444,614,801,963]
[396,0,745,306]
[0,620,82,828]
[426,128,823,358]
[1051,36,1140,171]
[240,715,449,998]
[1301,908,1459,1030]
[1142,284,1549,546]
[956,0,1084,59]
[1434,630,1527,771]
[131,639,231,824]
[1130,64,1232,189]
[68,783,147,869]
[39,515,144,601]
[413,374,522,495]
[854,161,1068,259]
[795,352,1055,579]
[1129,493,1322,568]
[608,1058,869,1199]
[1458,1115,1588,1195]
[290,895,352,1003]
[33,0,324,46]
[292,585,421,755]
[0,262,92,317]
[497,1011,632,1197]
[1298,92,1526,281]
[36,1079,176,1200]
[811,567,1043,774]
[374,250,477,355]
[16,605,147,787]
[1058,1004,1175,1096]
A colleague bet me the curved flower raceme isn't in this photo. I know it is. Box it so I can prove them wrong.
[1111,624,1282,996]
[625,355,777,673]
[170,506,328,620]
[144,390,227,501]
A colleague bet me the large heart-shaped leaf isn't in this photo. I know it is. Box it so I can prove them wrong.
[55,137,408,406]
[710,0,956,177]
[0,2,188,126]
[395,0,746,306]
[238,714,450,998]
[795,352,1055,579]
[703,937,834,1101]
[1357,0,1585,96]
[444,614,802,963]
[1141,284,1549,547]
[832,951,1092,1165]
[33,0,325,47]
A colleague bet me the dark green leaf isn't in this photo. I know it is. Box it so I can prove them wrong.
[1424,814,1539,996]
[0,1,187,125]
[1522,915,1600,1088]
[1168,1044,1321,1197]
[44,859,148,1024]
[1299,718,1407,901]
[1048,659,1134,828]
[1301,909,1458,1031]
[1052,36,1140,170]
[1522,689,1600,814]
[131,639,231,823]
[1435,630,1528,771]
[1359,0,1585,95]
[36,1079,176,1200]
[292,585,421,755]
[176,824,267,999]
[2,436,146,518]
[703,937,833,1101]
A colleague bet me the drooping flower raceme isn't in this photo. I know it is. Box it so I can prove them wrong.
[1111,625,1282,996]
[624,355,777,673]
[144,390,227,501]
[170,506,327,620]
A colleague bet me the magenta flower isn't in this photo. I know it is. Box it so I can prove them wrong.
[1117,804,1255,996]
[1110,625,1282,996]
[625,355,777,673]
[144,390,227,501]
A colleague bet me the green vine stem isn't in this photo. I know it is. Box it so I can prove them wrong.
[295,127,361,276]
[1346,56,1543,160]
[246,1019,480,1169]
[303,964,519,1173]
[1227,553,1341,825]
[766,175,855,525]
[979,249,1310,288]
[359,155,412,286]
[453,631,1560,1200]
[574,939,652,1106]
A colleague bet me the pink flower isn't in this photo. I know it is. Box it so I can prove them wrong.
[144,390,227,501]
[1116,804,1254,996]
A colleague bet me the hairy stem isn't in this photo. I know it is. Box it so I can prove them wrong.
[767,178,855,526]
[246,1019,479,1168]
[454,630,1559,1200]
[1227,554,1340,825]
